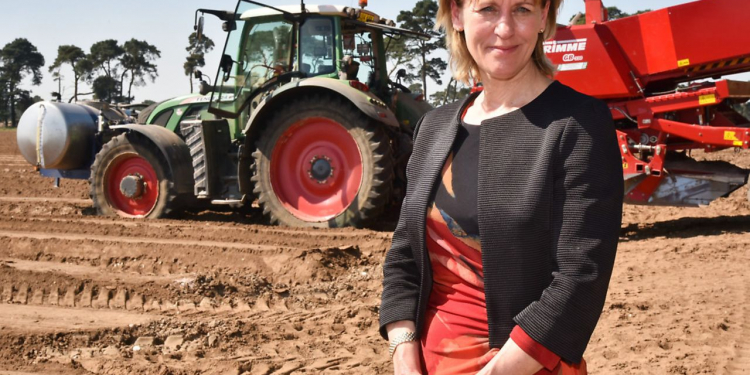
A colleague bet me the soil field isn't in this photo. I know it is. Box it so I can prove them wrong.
[0,129,748,375]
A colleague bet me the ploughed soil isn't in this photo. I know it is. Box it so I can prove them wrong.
[0,129,748,375]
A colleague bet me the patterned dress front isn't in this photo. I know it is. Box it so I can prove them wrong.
[420,119,587,375]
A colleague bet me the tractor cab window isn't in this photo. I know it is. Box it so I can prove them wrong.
[340,31,375,83]
[299,18,336,77]
[240,19,293,87]
[209,1,293,118]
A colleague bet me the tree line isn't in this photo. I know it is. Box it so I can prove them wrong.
[0,38,162,127]
[47,39,161,104]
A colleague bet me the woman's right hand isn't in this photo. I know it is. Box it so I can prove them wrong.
[387,320,422,375]
[392,341,423,375]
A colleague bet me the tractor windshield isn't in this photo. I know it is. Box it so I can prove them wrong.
[209,1,294,118]
[299,18,337,77]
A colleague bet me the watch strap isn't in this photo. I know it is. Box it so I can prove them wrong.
[388,331,417,358]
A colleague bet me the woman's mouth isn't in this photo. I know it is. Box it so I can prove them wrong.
[490,45,519,53]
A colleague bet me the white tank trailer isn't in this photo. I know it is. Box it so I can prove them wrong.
[17,102,130,178]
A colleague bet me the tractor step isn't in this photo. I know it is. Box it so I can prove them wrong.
[180,119,237,200]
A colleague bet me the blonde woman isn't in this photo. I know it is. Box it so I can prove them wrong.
[380,0,623,374]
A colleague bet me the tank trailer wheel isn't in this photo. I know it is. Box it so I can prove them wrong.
[90,133,176,218]
[251,97,393,227]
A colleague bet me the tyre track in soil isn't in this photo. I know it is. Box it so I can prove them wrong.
[0,230,291,251]
[0,209,393,240]
[0,210,391,251]
[4,132,749,374]
[0,197,91,204]
[0,136,393,374]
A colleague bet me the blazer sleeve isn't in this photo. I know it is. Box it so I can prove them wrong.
[378,116,426,340]
[513,97,624,362]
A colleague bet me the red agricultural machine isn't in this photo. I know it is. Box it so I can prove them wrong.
[548,0,750,206]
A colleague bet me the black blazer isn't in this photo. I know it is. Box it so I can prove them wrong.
[379,81,624,363]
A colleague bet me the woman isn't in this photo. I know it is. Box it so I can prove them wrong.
[379,0,624,374]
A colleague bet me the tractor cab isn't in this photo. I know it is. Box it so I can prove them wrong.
[197,1,429,122]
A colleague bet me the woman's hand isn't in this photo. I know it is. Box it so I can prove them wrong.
[475,338,543,375]
[387,321,422,375]
[392,341,423,375]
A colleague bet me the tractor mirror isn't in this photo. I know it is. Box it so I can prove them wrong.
[195,15,205,42]
[397,69,407,79]
[220,54,233,73]
[194,70,203,80]
[222,20,236,32]
[199,80,212,96]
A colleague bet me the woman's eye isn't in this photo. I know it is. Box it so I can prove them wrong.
[515,7,532,14]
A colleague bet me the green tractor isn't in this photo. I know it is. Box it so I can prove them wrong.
[17,1,432,227]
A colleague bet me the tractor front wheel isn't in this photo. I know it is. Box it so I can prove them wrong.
[251,97,393,227]
[90,133,176,218]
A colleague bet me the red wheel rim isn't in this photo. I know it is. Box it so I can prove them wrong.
[270,117,363,222]
[104,153,159,217]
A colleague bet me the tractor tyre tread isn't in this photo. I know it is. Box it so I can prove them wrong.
[250,95,393,228]
[89,133,179,218]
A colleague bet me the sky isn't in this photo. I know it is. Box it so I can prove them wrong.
[0,0,740,103]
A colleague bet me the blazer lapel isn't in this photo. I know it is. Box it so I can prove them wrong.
[409,106,463,272]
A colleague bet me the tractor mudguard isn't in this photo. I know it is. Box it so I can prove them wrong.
[109,124,194,195]
[244,77,399,136]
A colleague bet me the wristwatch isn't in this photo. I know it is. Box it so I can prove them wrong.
[389,331,417,358]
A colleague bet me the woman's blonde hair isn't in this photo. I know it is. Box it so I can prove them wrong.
[436,0,563,84]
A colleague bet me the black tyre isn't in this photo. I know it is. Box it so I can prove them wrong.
[251,96,393,227]
[90,133,177,218]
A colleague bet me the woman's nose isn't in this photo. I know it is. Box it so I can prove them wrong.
[494,12,515,39]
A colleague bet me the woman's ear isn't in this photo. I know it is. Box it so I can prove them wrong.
[451,0,464,32]
[540,1,551,31]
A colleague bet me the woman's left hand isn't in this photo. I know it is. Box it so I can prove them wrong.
[475,338,543,375]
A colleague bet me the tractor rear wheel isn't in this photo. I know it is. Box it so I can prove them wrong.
[251,96,393,227]
[90,133,176,218]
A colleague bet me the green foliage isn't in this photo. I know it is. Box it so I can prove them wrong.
[89,39,124,79]
[15,89,42,112]
[605,6,630,20]
[92,75,118,102]
[48,45,94,102]
[395,0,447,95]
[385,35,410,77]
[0,38,45,126]
[429,78,471,106]
[570,6,652,25]
[83,39,162,103]
[184,32,215,93]
[120,39,161,103]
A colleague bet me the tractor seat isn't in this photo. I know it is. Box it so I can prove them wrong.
[317,65,335,75]
[339,55,361,80]
[300,63,311,75]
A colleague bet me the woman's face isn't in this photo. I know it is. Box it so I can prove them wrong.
[452,0,549,81]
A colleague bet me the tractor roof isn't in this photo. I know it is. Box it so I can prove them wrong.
[240,4,430,40]
[240,5,348,19]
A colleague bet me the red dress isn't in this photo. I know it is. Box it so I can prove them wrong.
[420,120,587,375]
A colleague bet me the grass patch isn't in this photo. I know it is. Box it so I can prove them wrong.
[0,127,17,132]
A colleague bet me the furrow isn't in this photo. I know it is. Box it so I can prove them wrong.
[0,230,292,251]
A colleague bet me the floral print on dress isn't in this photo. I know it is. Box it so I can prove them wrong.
[422,142,587,375]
